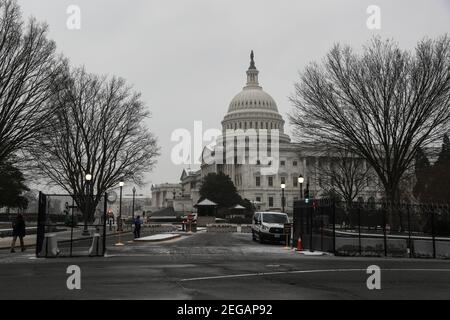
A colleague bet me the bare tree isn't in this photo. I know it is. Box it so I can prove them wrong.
[290,36,450,202]
[0,0,63,164]
[31,68,160,226]
[317,148,377,207]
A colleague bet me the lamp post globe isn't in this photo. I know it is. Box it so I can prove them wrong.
[298,175,304,200]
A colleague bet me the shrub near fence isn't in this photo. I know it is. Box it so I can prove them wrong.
[144,224,177,233]
[293,200,450,259]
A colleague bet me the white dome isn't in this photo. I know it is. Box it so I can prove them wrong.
[221,51,290,143]
[227,87,279,114]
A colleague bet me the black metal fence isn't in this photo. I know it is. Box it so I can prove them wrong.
[293,199,450,259]
[36,192,107,258]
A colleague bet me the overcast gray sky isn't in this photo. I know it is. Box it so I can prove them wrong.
[17,0,450,195]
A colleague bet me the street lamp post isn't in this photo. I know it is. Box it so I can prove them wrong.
[83,174,92,236]
[297,175,305,250]
[173,189,176,206]
[118,181,124,232]
[115,181,125,246]
[132,187,136,220]
[281,183,286,213]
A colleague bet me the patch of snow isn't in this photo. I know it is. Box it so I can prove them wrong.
[134,233,180,242]
[297,250,330,256]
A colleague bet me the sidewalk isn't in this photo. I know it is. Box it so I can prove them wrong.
[0,226,131,250]
[0,223,179,250]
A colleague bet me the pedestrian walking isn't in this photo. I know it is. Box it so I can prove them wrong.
[11,214,26,253]
[133,215,142,239]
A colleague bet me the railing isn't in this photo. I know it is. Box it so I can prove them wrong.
[293,200,450,259]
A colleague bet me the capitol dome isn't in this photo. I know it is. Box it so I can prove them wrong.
[227,84,278,114]
[222,51,290,143]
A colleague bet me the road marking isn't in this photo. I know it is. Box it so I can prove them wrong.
[180,268,450,282]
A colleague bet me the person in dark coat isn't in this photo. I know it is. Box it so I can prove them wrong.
[11,214,26,253]
[133,215,142,239]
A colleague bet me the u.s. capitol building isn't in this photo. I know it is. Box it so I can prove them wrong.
[154,52,380,214]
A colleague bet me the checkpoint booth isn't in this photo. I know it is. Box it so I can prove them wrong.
[195,199,218,216]
[193,198,218,227]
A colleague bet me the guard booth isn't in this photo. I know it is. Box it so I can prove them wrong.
[36,192,108,258]
[195,198,218,216]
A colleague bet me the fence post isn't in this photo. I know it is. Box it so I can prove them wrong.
[36,192,47,257]
[358,205,362,256]
[299,203,304,243]
[383,206,388,257]
[431,205,436,259]
[320,206,324,252]
[332,200,336,255]
[309,206,313,252]
[70,197,74,257]
[103,192,108,256]
[407,204,412,258]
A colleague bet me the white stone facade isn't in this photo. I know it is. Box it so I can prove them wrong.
[151,183,182,210]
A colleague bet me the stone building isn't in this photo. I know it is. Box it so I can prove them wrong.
[166,52,380,214]
[196,52,380,213]
[151,183,182,210]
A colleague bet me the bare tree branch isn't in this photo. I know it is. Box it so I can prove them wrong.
[315,147,379,206]
[30,68,160,222]
[0,0,64,164]
[289,36,450,202]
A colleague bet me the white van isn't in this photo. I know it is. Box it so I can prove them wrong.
[252,212,289,243]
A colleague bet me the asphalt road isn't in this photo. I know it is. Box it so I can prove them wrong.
[0,231,449,300]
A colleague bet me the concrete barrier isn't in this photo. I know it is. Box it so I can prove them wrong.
[240,225,252,233]
[197,216,215,227]
[88,233,101,256]
[206,224,238,233]
[205,224,252,233]
[144,224,177,234]
[38,234,60,258]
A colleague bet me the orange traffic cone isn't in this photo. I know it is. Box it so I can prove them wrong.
[296,238,303,251]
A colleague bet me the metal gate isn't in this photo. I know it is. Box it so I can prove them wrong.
[36,192,108,257]
[293,199,450,258]
[293,199,336,254]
